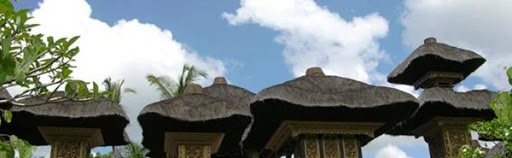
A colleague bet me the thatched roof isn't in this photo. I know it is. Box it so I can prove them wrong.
[419,87,495,110]
[388,87,496,135]
[0,88,11,100]
[252,76,417,108]
[203,77,255,114]
[139,94,250,121]
[138,83,253,157]
[388,37,486,85]
[0,96,130,146]
[244,67,419,151]
[13,97,129,118]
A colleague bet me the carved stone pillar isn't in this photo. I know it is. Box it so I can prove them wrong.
[265,121,382,158]
[38,127,104,158]
[164,132,224,158]
[177,145,211,158]
[295,135,361,158]
[412,117,480,158]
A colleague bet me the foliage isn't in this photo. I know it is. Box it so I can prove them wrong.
[0,0,104,106]
[146,64,207,99]
[459,145,486,158]
[90,152,113,158]
[0,135,35,158]
[459,67,512,158]
[102,77,135,158]
[117,142,148,158]
[0,0,106,157]
[102,77,136,104]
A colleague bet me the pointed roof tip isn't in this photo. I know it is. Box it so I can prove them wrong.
[184,84,203,94]
[305,67,325,77]
[424,37,437,44]
[213,77,228,85]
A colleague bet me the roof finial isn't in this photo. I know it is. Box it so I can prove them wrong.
[305,67,325,77]
[213,77,227,85]
[184,84,203,94]
[424,37,437,44]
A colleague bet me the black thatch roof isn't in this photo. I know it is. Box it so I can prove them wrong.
[387,37,486,85]
[0,96,130,146]
[388,87,496,135]
[138,83,253,157]
[244,67,419,151]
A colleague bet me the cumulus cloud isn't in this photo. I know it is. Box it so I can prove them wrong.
[364,135,427,153]
[29,0,226,144]
[223,0,389,83]
[401,0,512,90]
[455,84,488,92]
[31,146,50,157]
[375,145,412,158]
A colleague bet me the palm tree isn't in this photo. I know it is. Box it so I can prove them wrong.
[146,64,207,99]
[102,77,136,158]
[102,77,136,104]
[117,142,149,158]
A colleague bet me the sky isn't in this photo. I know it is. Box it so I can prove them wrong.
[11,0,512,157]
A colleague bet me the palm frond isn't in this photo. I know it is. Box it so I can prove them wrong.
[146,74,175,99]
[102,77,136,104]
[174,64,208,96]
[118,142,148,158]
[123,88,136,94]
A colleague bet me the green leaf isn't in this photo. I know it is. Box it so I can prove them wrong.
[17,140,34,158]
[2,36,12,57]
[0,54,16,76]
[3,110,11,123]
[61,67,72,78]
[0,0,14,14]
[68,36,80,46]
[0,142,14,158]
[0,72,7,85]
[93,82,99,97]
[508,67,512,85]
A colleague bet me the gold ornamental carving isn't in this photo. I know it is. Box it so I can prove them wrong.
[414,117,479,158]
[38,127,104,158]
[303,138,320,158]
[265,121,383,151]
[164,132,224,158]
[341,138,360,158]
[322,137,340,158]
[178,145,211,158]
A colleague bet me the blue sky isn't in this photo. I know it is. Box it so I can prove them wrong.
[13,0,512,157]
[13,0,416,92]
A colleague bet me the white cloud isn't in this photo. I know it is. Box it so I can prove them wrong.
[223,0,389,83]
[363,135,427,154]
[32,146,50,158]
[375,145,412,158]
[455,84,488,92]
[455,85,470,92]
[473,84,487,90]
[29,0,226,144]
[401,0,512,90]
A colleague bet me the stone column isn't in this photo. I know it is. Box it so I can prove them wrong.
[412,117,480,158]
[38,127,104,158]
[164,132,224,158]
[265,121,382,158]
